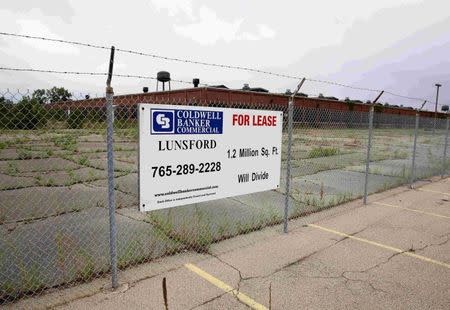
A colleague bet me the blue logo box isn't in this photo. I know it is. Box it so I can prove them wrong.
[151,108,223,135]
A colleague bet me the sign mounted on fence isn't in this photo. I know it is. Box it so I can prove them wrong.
[138,103,283,212]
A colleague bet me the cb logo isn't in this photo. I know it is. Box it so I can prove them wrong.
[151,109,174,134]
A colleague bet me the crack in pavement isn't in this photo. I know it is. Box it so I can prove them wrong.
[201,219,450,302]
[207,252,249,308]
[408,234,450,253]
[198,225,371,308]
[207,225,371,281]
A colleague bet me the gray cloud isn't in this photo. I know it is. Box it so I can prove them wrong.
[0,0,448,109]
[2,0,75,21]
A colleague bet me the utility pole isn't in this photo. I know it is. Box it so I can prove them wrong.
[433,83,442,133]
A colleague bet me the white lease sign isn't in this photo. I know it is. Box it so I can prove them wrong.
[139,103,283,212]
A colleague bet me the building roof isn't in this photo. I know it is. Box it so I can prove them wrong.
[50,86,444,118]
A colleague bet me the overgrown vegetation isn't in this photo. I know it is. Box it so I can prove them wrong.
[67,108,86,129]
[1,124,448,302]
[51,135,78,151]
[32,87,72,104]
[0,97,47,130]
[308,146,340,158]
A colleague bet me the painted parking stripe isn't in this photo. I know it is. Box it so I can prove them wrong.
[308,224,450,269]
[373,201,450,219]
[185,263,268,310]
[417,188,450,197]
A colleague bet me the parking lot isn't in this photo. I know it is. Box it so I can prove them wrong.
[9,177,447,309]
[1,124,448,302]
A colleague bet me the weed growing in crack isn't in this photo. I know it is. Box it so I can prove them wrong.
[46,178,55,187]
[78,155,89,166]
[55,232,68,271]
[77,251,96,282]
[71,205,82,212]
[87,169,95,181]
[17,149,33,160]
[35,175,43,186]
[21,263,45,293]
[52,135,78,152]
[117,239,149,269]
[7,162,19,175]
[68,170,80,184]
[308,147,340,159]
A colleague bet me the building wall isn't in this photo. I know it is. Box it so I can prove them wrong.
[50,87,443,119]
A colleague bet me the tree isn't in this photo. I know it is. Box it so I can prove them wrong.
[32,87,72,104]
[46,87,72,103]
[0,96,15,128]
[0,96,13,105]
[32,89,47,104]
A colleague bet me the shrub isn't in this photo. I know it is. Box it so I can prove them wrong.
[46,108,68,121]
[67,108,86,129]
[0,97,47,130]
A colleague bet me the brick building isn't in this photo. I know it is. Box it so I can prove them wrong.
[51,86,445,127]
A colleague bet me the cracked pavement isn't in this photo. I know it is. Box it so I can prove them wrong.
[9,178,450,310]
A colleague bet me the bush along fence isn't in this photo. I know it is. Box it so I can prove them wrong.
[0,88,449,305]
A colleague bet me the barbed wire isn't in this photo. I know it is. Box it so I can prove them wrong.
[0,67,106,76]
[305,78,380,93]
[0,67,204,85]
[114,73,207,86]
[113,47,300,80]
[1,66,442,107]
[0,32,299,80]
[383,90,435,104]
[0,32,109,51]
[0,31,440,104]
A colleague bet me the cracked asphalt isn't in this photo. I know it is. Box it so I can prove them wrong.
[13,178,450,310]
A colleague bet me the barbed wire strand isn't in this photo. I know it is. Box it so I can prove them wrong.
[1,66,444,108]
[0,32,298,80]
[0,67,206,86]
[0,31,437,103]
[305,78,380,93]
[0,66,442,106]
[0,32,109,51]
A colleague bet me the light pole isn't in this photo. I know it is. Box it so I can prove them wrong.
[442,105,449,177]
[434,83,442,133]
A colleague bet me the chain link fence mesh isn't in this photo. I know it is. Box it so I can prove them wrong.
[0,89,448,305]
[0,90,114,304]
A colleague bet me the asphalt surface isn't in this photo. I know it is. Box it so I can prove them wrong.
[11,177,449,309]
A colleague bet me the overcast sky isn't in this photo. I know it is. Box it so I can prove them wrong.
[1,0,449,110]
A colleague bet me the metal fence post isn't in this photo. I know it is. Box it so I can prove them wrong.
[106,46,118,288]
[284,78,305,233]
[441,116,449,178]
[363,106,374,204]
[410,112,419,187]
[363,91,383,205]
[283,96,293,233]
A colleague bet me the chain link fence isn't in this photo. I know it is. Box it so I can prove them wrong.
[0,89,448,305]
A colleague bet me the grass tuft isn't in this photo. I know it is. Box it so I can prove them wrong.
[308,147,340,158]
